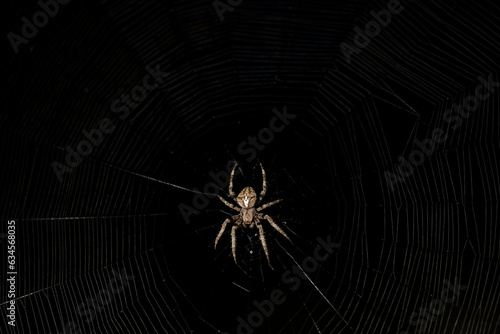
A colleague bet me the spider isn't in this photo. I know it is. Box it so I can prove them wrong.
[214,162,291,264]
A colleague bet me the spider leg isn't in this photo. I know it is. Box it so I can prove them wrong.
[214,215,238,249]
[231,224,239,263]
[255,219,270,264]
[257,199,282,212]
[260,214,292,243]
[218,195,240,211]
[229,162,238,198]
[259,162,267,200]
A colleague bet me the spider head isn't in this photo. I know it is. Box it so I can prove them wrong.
[236,187,257,208]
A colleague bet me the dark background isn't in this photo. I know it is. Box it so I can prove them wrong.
[1,0,499,333]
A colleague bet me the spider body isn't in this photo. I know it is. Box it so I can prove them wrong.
[238,187,257,223]
[214,162,291,264]
[241,207,255,225]
[237,187,257,209]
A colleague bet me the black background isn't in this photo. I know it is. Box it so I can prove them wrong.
[1,0,499,333]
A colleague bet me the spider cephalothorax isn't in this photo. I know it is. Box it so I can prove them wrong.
[214,162,291,264]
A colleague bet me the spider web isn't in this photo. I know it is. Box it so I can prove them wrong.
[1,0,500,333]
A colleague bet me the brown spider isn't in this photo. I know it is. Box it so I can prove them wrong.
[214,162,291,264]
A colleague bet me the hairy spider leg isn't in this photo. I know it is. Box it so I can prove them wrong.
[229,162,238,198]
[259,162,267,200]
[231,224,239,263]
[214,215,239,249]
[257,199,282,212]
[218,195,239,211]
[260,213,292,243]
[255,218,270,263]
